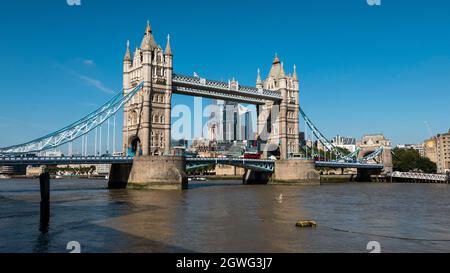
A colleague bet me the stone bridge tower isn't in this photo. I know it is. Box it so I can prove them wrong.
[122,22,173,156]
[257,56,300,160]
[358,134,394,173]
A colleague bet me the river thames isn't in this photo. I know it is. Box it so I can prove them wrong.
[0,179,449,253]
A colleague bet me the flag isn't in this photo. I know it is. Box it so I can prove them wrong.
[193,72,199,78]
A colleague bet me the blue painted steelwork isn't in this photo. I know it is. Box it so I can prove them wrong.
[0,82,144,155]
[315,161,384,169]
[346,147,361,160]
[360,146,384,163]
[299,107,348,160]
[0,155,385,171]
[0,156,134,166]
[299,107,384,164]
[186,157,275,172]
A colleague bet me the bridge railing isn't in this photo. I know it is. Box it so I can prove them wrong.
[0,156,135,165]
[185,157,275,172]
[389,171,449,182]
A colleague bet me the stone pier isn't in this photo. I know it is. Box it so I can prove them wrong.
[356,168,382,182]
[109,156,188,190]
[108,163,133,189]
[271,159,320,185]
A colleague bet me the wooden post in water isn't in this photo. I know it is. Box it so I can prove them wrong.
[39,172,50,233]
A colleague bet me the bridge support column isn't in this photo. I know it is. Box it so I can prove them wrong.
[356,169,382,182]
[272,159,320,184]
[243,170,271,185]
[109,156,188,190]
[108,163,133,189]
[127,156,188,190]
[382,147,394,174]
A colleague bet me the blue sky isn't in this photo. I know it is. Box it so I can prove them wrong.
[0,0,450,151]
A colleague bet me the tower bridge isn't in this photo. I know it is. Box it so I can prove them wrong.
[0,21,392,189]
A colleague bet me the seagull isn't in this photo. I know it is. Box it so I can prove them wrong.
[275,194,284,203]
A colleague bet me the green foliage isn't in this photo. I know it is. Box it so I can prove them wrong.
[392,148,437,173]
[336,147,351,155]
[47,165,96,175]
[186,164,215,175]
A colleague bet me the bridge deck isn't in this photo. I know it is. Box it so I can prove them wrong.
[314,161,384,169]
[186,157,275,164]
[0,156,385,171]
[186,157,276,172]
[0,156,134,165]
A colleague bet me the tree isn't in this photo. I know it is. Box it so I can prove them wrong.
[392,148,437,173]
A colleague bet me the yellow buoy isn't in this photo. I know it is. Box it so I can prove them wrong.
[296,220,317,228]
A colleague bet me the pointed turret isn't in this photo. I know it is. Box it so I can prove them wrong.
[268,53,283,79]
[145,20,152,34]
[141,20,158,51]
[256,68,263,89]
[124,40,131,62]
[165,34,172,56]
[280,62,286,78]
[293,64,298,81]
[256,68,262,84]
[273,53,280,64]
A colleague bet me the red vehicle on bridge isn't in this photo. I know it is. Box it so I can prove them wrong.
[244,152,263,159]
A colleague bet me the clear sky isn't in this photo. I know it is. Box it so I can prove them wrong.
[0,0,449,150]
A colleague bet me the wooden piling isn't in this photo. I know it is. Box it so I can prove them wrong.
[39,172,50,233]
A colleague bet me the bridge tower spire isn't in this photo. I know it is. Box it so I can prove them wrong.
[124,40,132,63]
[293,64,298,82]
[165,34,173,56]
[256,68,262,89]
[123,40,132,91]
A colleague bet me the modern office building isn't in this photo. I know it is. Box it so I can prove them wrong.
[332,135,357,153]
[207,97,253,142]
[397,143,425,157]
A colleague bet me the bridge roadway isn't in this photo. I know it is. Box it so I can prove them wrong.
[0,156,134,165]
[314,161,384,170]
[186,157,276,172]
[0,156,384,171]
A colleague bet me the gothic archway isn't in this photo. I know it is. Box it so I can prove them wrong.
[129,136,141,156]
